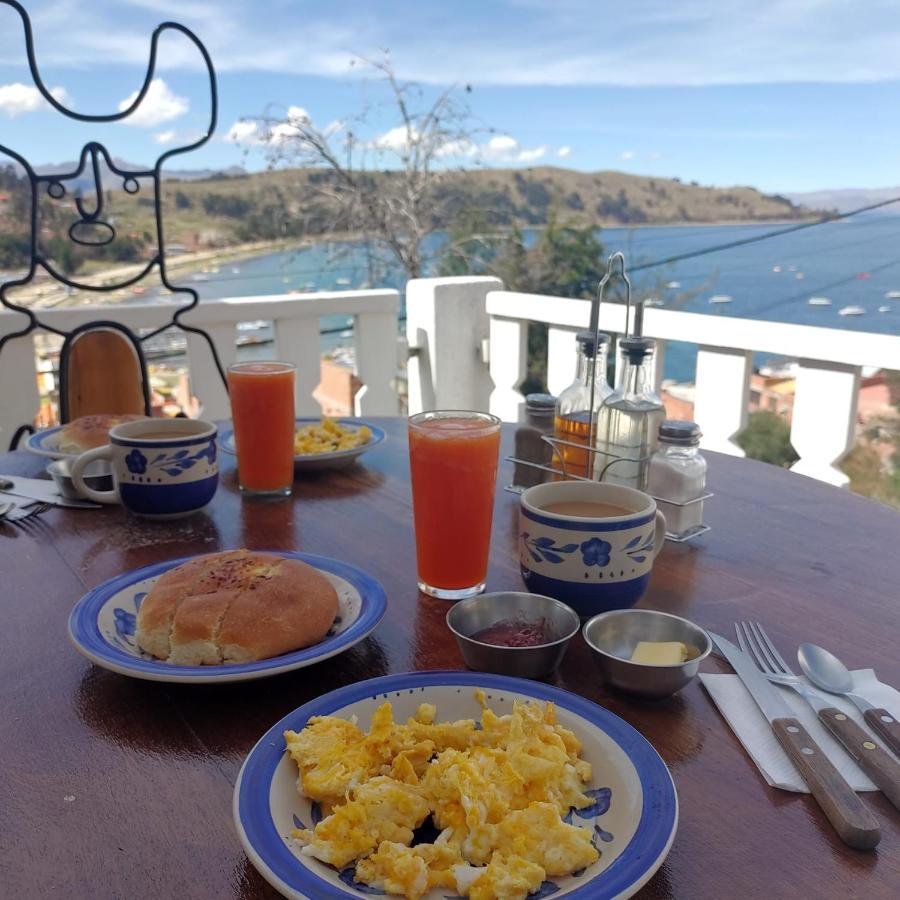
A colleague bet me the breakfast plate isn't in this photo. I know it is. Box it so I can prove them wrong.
[234,670,678,900]
[24,424,74,460]
[68,551,387,683]
[220,417,386,471]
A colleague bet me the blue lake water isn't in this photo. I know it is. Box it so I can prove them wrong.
[145,215,900,382]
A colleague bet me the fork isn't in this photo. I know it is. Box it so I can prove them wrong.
[0,501,52,527]
[736,620,900,811]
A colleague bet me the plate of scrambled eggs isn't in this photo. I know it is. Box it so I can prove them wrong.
[221,417,385,471]
[234,671,677,899]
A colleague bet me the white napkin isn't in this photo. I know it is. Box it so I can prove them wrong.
[699,669,900,792]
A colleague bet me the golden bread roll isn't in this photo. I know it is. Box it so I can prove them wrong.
[57,413,148,454]
[135,549,339,665]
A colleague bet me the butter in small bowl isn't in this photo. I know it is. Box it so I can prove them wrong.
[583,609,711,699]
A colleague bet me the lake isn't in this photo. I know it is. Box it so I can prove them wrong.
[139,215,900,383]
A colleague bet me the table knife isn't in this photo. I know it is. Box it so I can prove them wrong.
[772,676,900,812]
[711,632,881,850]
[0,476,101,509]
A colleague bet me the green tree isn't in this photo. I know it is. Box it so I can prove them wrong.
[736,412,799,467]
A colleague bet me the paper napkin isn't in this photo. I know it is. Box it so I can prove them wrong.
[699,669,900,792]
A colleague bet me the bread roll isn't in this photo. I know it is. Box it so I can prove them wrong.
[58,413,148,454]
[135,549,339,665]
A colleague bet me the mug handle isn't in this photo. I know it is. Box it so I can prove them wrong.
[652,510,667,558]
[70,446,119,504]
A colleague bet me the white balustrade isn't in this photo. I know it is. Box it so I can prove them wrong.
[403,278,900,489]
[0,289,400,445]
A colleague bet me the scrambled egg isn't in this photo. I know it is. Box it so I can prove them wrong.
[294,418,371,455]
[285,691,601,899]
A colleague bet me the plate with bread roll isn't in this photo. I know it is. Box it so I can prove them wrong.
[67,549,387,683]
[26,413,149,459]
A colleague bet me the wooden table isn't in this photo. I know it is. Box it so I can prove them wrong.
[2,418,899,899]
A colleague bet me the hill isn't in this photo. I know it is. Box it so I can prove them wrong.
[0,163,813,268]
[785,186,900,215]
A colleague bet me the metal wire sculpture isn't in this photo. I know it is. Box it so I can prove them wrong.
[0,0,227,440]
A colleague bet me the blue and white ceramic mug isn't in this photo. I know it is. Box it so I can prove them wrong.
[519,481,666,617]
[70,418,218,518]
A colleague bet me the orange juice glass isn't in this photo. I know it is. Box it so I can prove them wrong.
[408,410,502,599]
[227,361,296,496]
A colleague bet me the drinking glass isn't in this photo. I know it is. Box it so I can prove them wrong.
[408,410,502,599]
[227,361,296,496]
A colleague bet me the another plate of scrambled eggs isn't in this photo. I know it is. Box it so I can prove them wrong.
[234,671,677,900]
[221,417,385,471]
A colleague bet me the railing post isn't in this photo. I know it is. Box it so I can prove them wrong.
[693,346,751,456]
[185,323,237,421]
[355,309,400,415]
[489,316,527,422]
[405,276,499,414]
[547,326,578,397]
[790,360,860,486]
[275,318,322,416]
[0,333,40,448]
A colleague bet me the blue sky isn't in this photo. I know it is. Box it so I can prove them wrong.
[1,0,900,191]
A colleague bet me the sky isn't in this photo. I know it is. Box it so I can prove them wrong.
[1,0,900,192]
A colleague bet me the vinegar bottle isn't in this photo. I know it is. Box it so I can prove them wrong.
[553,330,611,478]
[593,337,665,490]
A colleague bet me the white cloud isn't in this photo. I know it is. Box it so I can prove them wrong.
[518,145,547,162]
[557,146,572,158]
[487,135,519,154]
[619,150,636,160]
[226,119,261,144]
[0,83,70,117]
[371,125,420,153]
[154,129,177,144]
[118,78,188,127]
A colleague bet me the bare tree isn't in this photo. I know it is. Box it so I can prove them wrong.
[255,55,481,280]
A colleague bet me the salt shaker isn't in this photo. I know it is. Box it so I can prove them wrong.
[513,393,556,489]
[647,420,707,538]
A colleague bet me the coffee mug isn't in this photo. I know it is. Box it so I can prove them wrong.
[70,418,218,518]
[519,481,666,617]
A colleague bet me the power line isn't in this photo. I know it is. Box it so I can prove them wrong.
[628,197,900,272]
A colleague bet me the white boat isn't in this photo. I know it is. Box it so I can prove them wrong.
[709,294,733,304]
[231,267,241,274]
[807,297,832,307]
[192,273,208,282]
[885,290,900,299]
[878,305,891,313]
[335,277,352,286]
[666,281,681,289]
[838,306,865,316]
[772,265,782,273]
[644,298,664,307]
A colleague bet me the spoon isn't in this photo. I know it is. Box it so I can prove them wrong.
[799,643,900,757]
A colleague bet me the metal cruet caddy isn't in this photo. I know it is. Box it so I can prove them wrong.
[506,251,711,542]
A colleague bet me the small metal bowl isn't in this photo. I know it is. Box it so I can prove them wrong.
[446,592,580,680]
[582,608,712,700]
[47,458,113,499]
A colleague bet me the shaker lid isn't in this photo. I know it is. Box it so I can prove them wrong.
[659,419,702,445]
[576,330,610,355]
[618,336,655,362]
[525,392,556,411]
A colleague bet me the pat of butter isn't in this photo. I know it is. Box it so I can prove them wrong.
[630,641,688,665]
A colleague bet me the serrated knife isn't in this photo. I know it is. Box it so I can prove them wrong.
[711,632,881,850]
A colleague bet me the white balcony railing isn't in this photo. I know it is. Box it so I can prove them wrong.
[405,276,900,487]
[0,289,401,446]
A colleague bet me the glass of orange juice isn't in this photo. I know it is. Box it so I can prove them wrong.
[227,361,296,496]
[408,410,502,599]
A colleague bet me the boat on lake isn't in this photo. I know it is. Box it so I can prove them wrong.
[885,290,900,299]
[807,297,832,307]
[838,306,865,316]
[666,281,681,289]
[878,305,891,313]
[709,294,733,304]
[644,298,664,307]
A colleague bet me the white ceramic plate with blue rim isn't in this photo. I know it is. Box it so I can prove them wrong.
[67,551,387,684]
[220,418,386,471]
[234,671,678,900]
[24,424,74,459]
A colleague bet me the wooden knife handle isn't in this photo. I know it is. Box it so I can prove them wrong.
[772,717,881,850]
[818,707,900,811]
[863,708,900,758]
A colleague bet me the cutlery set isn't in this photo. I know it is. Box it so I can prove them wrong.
[0,474,101,530]
[712,622,900,850]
